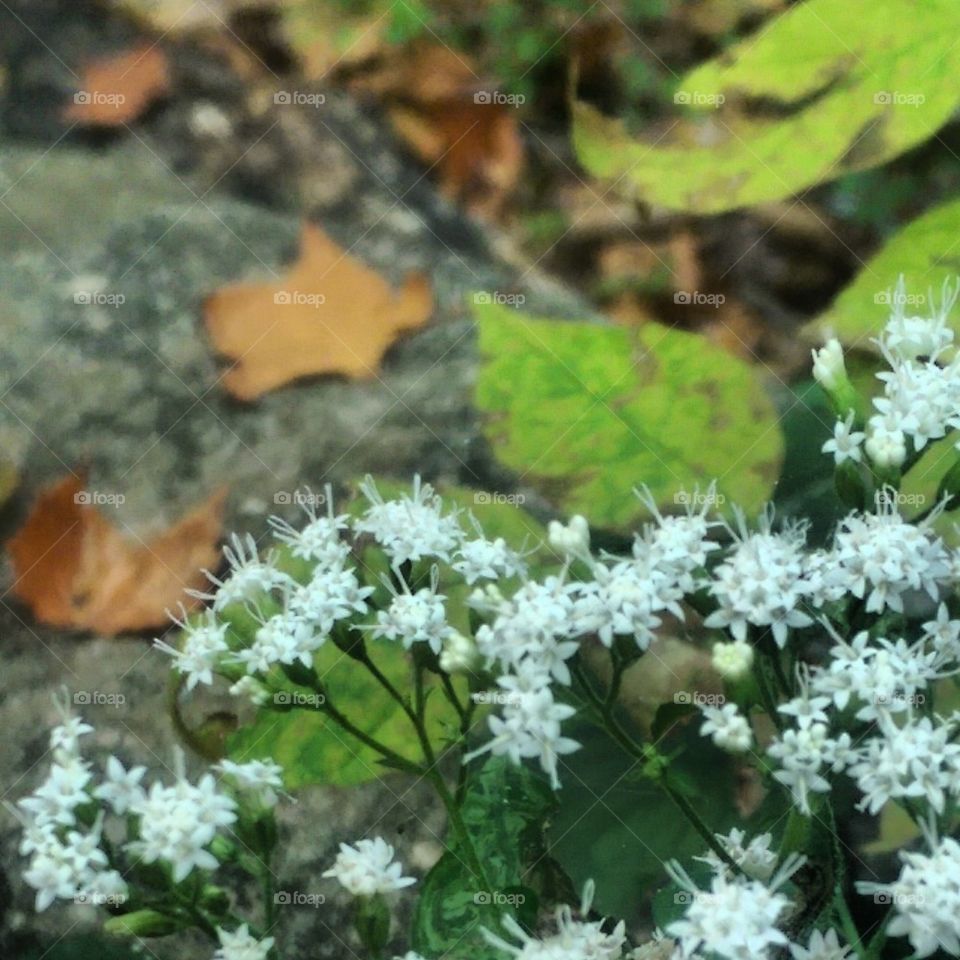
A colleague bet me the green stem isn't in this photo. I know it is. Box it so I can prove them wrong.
[833,883,867,960]
[317,698,424,776]
[569,656,742,875]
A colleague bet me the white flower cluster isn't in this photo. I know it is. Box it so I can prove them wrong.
[816,278,960,469]
[12,693,283,915]
[483,880,626,960]
[662,831,857,960]
[322,836,415,896]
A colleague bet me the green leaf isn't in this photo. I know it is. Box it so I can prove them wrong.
[474,301,782,529]
[772,380,847,546]
[549,719,737,925]
[226,638,462,787]
[806,197,960,348]
[572,0,960,214]
[411,757,556,959]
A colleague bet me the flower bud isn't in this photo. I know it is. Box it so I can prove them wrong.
[811,338,863,418]
[711,640,754,681]
[811,339,845,391]
[439,630,479,675]
[865,423,906,469]
[104,909,179,938]
[548,514,590,558]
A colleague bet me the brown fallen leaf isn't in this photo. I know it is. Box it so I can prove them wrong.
[341,42,524,219]
[204,220,433,400]
[8,473,227,635]
[64,44,171,126]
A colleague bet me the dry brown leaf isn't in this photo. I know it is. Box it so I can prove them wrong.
[204,220,433,400]
[64,44,171,126]
[344,43,524,219]
[8,473,227,635]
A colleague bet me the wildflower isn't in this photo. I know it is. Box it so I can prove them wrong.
[127,753,236,883]
[189,533,293,610]
[153,607,230,691]
[705,509,814,648]
[93,756,146,815]
[372,569,452,655]
[213,924,275,960]
[322,837,415,896]
[356,475,462,566]
[665,855,804,960]
[700,703,753,753]
[821,412,864,465]
[483,880,626,960]
[858,832,960,957]
[216,758,286,808]
[789,928,851,960]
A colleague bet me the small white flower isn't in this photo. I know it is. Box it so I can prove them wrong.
[229,675,270,706]
[216,758,286,808]
[322,837,415,896]
[94,756,146,815]
[700,703,753,753]
[822,413,865,465]
[373,571,452,655]
[789,928,851,960]
[213,923,275,960]
[154,607,230,691]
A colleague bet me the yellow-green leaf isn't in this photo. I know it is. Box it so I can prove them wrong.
[572,0,960,214]
[806,198,960,348]
[474,302,782,530]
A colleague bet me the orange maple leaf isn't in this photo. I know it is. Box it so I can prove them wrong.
[63,44,171,126]
[203,221,433,400]
[8,474,227,636]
